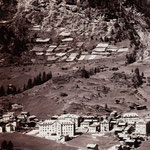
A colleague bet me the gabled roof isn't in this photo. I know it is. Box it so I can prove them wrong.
[96,43,109,48]
[31,46,44,52]
[87,144,98,148]
[101,119,109,123]
[58,114,80,119]
[58,119,74,125]
[123,112,139,118]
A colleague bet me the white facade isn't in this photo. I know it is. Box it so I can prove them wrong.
[5,124,14,133]
[2,112,15,122]
[39,119,75,137]
[58,114,82,128]
[100,119,110,132]
[80,121,92,128]
[123,112,139,124]
[88,123,100,133]
[135,119,150,136]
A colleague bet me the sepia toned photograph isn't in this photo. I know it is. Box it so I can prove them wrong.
[0,0,150,150]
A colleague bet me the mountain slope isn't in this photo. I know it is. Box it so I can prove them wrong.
[1,0,150,62]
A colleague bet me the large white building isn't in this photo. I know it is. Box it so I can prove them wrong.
[135,119,150,136]
[123,112,139,124]
[58,114,82,128]
[39,119,75,138]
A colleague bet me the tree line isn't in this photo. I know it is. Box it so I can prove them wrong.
[24,71,52,90]
[1,140,13,150]
[80,66,107,79]
[132,68,144,88]
[0,71,52,97]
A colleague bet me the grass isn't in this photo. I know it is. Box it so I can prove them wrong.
[1,52,150,120]
[0,133,77,150]
[67,133,119,150]
[136,140,150,150]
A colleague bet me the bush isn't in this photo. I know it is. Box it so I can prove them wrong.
[81,68,90,78]
[126,51,136,64]
[60,92,68,97]
[132,68,143,87]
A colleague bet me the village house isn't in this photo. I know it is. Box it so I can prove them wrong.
[17,114,26,121]
[61,37,74,44]
[39,119,75,138]
[51,115,59,120]
[80,121,92,128]
[122,112,139,124]
[11,121,18,130]
[117,120,127,127]
[21,112,30,117]
[2,112,15,122]
[76,42,84,48]
[27,115,37,123]
[145,114,150,122]
[17,112,30,121]
[46,45,57,53]
[87,144,99,150]
[124,138,136,149]
[110,120,118,129]
[135,119,150,136]
[30,25,41,31]
[35,38,50,44]
[59,31,71,38]
[58,114,82,128]
[5,124,14,133]
[100,119,110,132]
[117,132,129,141]
[88,122,100,133]
[83,116,99,122]
[110,111,118,119]
[11,104,23,110]
[114,126,125,135]
[124,125,134,134]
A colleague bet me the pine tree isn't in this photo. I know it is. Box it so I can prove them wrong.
[141,72,144,77]
[105,104,108,110]
[0,86,5,96]
[17,88,21,94]
[36,73,42,85]
[81,68,90,78]
[38,73,42,84]
[27,78,33,89]
[1,140,7,150]
[23,84,26,91]
[7,141,13,150]
[132,68,143,87]
[46,72,52,81]
[42,72,46,82]
[12,86,17,95]
[7,87,11,95]
[33,77,37,86]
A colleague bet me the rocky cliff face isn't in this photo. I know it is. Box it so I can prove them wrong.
[1,0,150,61]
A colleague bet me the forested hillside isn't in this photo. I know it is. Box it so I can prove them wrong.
[0,0,150,63]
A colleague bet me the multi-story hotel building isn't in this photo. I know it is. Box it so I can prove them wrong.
[39,119,75,137]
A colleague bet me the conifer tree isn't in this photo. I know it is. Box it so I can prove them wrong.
[7,141,13,150]
[23,84,26,91]
[1,140,7,150]
[42,71,46,82]
[0,86,5,96]
[27,78,33,89]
